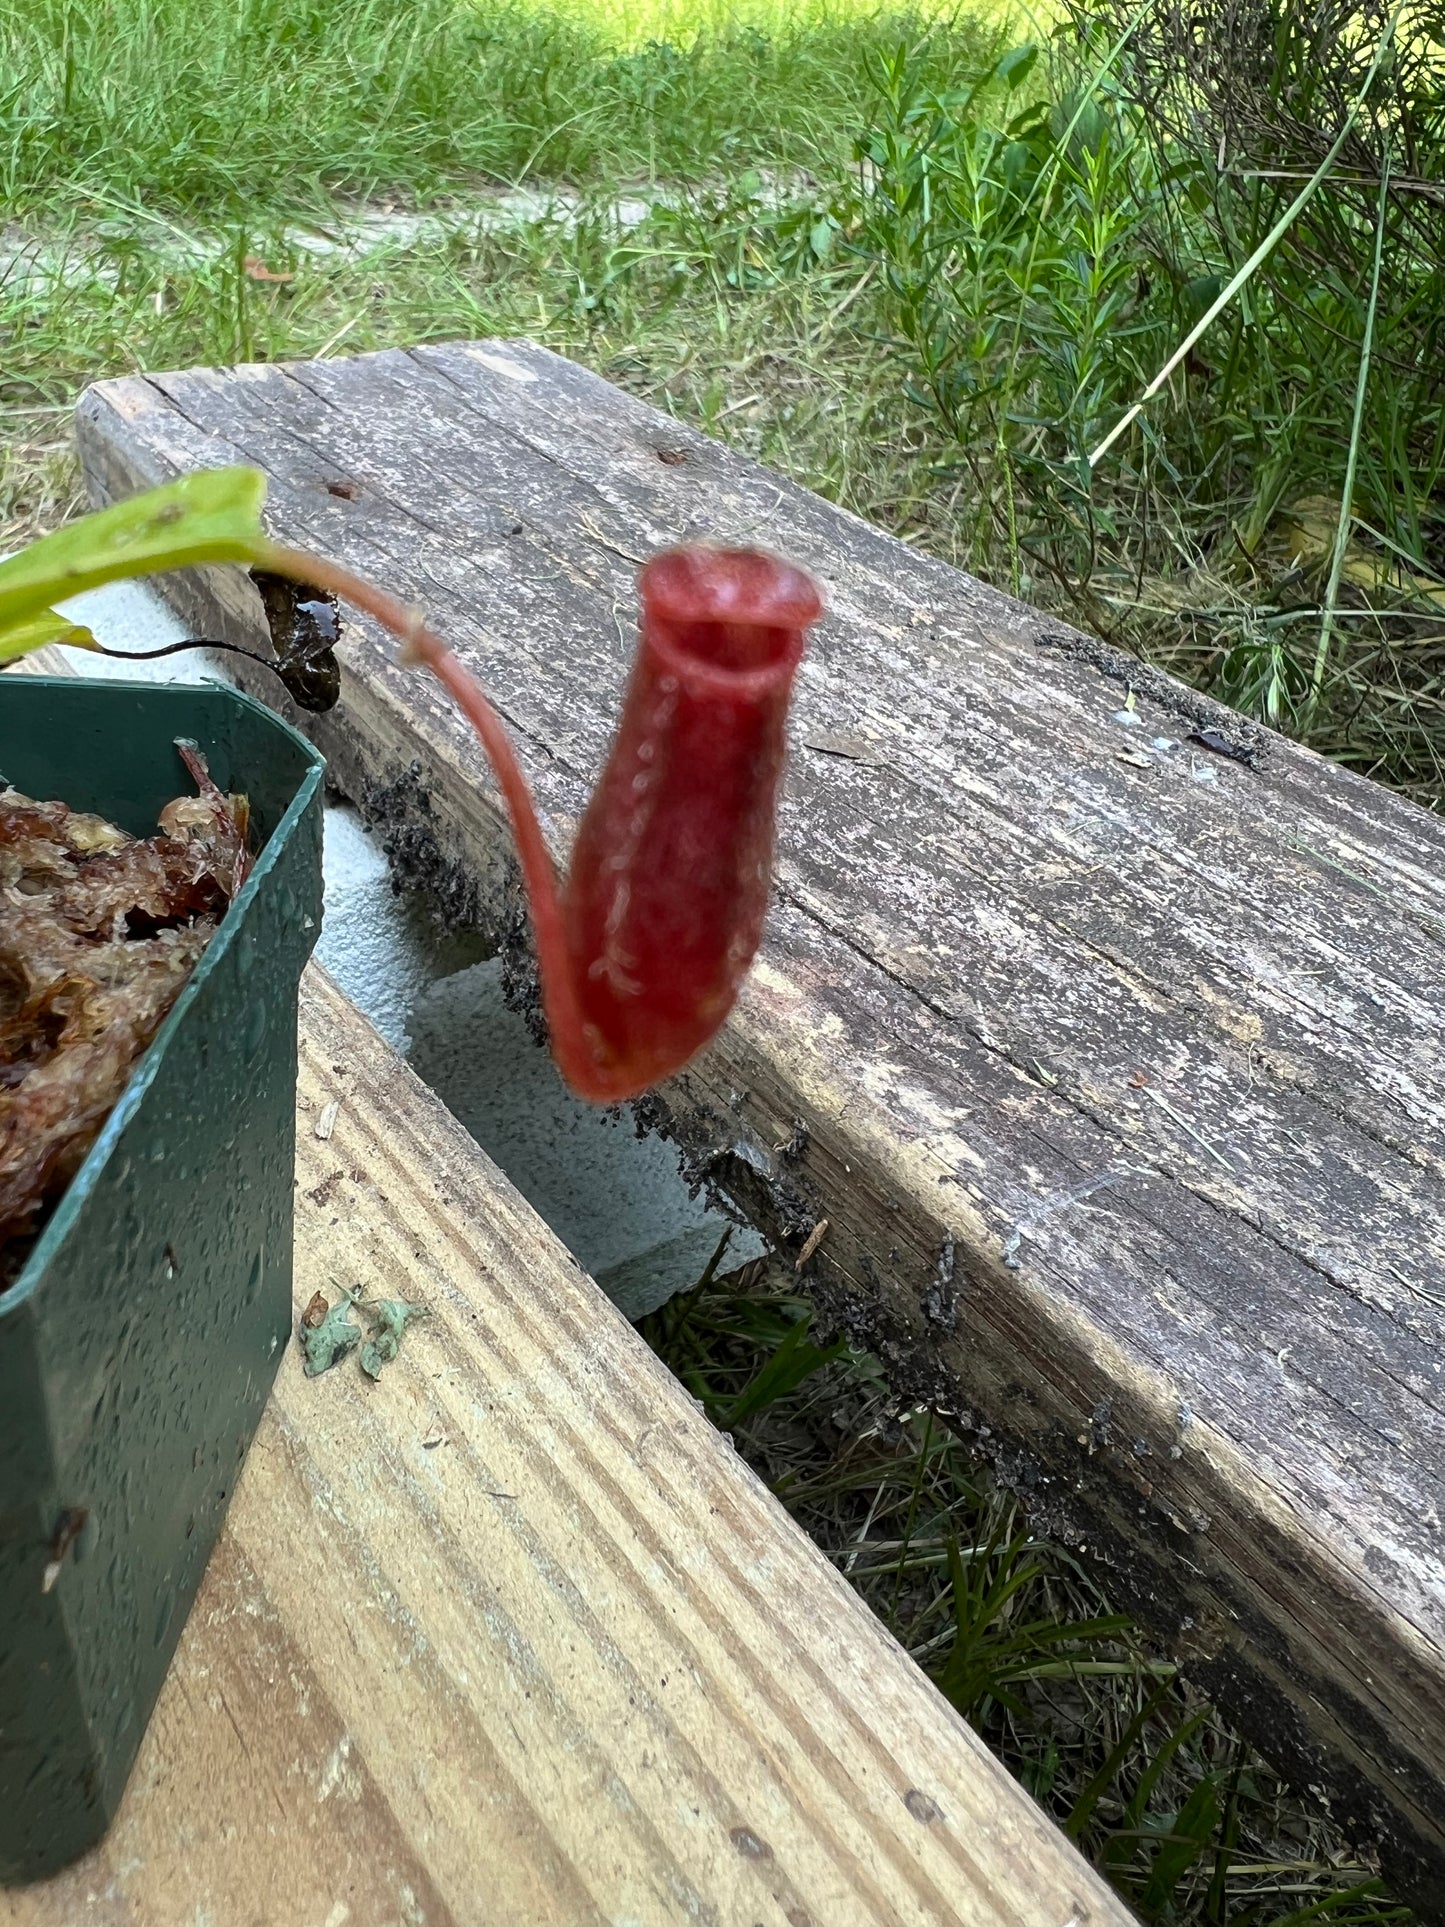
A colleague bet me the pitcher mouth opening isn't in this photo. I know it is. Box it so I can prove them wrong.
[640,547,823,693]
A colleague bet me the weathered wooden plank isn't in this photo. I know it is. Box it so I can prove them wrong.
[2,967,1124,1927]
[74,342,1445,1915]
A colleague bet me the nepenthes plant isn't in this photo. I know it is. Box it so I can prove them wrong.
[0,468,822,1102]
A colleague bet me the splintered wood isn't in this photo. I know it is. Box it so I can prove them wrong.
[1,969,1127,1927]
[74,341,1445,1916]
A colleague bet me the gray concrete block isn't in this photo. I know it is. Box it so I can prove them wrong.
[406,960,758,1321]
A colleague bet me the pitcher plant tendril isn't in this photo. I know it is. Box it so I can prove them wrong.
[0,468,820,1107]
[261,539,823,1104]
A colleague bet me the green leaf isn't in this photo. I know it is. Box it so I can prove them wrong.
[1065,1673,1177,1841]
[1183,273,1225,318]
[996,44,1039,90]
[0,467,268,640]
[0,607,99,665]
[1138,1772,1220,1913]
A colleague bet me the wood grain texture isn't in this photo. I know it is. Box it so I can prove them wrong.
[1,967,1124,1927]
[72,343,1445,1915]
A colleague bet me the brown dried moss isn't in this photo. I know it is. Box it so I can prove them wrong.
[0,745,249,1286]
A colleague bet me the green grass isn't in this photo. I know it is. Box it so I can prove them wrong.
[0,0,991,218]
[4,2,1439,800]
[641,1255,1412,1926]
[841,10,1445,801]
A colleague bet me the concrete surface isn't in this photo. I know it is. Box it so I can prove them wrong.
[1,172,807,297]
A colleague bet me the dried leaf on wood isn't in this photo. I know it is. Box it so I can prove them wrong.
[298,1292,362,1376]
[359,1299,427,1380]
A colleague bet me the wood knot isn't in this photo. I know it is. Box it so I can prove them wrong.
[903,1788,942,1824]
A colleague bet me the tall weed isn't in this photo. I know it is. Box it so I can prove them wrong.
[840,9,1445,797]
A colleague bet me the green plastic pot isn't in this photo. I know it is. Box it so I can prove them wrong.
[0,676,324,1882]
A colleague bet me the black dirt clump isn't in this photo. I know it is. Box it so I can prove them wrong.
[359,760,488,931]
[1034,624,1265,767]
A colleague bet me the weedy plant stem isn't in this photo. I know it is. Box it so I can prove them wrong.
[996,0,1156,394]
[1308,138,1394,719]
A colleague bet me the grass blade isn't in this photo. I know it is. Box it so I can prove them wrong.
[713,1310,846,1429]
[1065,1672,1176,1841]
[1138,1770,1221,1914]
[1308,137,1394,717]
